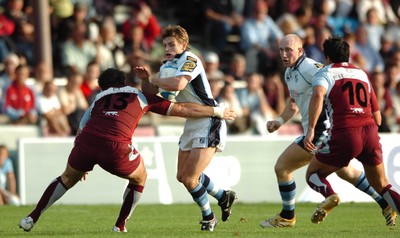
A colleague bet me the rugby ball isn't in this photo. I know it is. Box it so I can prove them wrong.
[158,66,180,100]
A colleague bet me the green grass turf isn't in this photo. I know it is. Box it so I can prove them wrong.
[0,202,398,238]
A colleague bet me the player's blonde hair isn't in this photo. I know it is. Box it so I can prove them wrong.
[162,25,189,47]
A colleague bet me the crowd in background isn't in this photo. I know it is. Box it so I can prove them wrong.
[0,0,399,137]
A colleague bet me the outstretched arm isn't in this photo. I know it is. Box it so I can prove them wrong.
[169,103,236,120]
[133,66,159,94]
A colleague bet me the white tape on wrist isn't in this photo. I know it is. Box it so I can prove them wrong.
[213,107,224,119]
[276,117,284,125]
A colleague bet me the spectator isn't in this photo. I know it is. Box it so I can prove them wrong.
[203,51,224,81]
[60,22,99,75]
[384,62,400,92]
[238,72,277,135]
[80,61,100,103]
[263,72,286,116]
[121,1,161,51]
[96,17,125,71]
[0,145,20,206]
[124,24,152,58]
[224,53,247,83]
[344,32,368,71]
[37,81,71,137]
[239,0,283,74]
[389,49,400,79]
[276,13,305,38]
[208,78,224,100]
[204,0,244,53]
[218,82,249,134]
[354,24,384,74]
[0,11,16,63]
[4,64,38,125]
[31,61,53,96]
[364,7,385,52]
[49,0,74,22]
[386,21,400,50]
[0,53,19,107]
[384,62,400,129]
[392,81,400,132]
[379,32,395,65]
[305,27,331,63]
[294,5,313,28]
[58,72,88,135]
[356,0,398,24]
[370,70,393,132]
[55,2,95,43]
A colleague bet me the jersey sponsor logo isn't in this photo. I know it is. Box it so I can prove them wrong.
[199,137,206,144]
[103,111,119,116]
[181,61,197,72]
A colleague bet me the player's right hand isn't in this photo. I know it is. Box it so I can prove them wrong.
[133,66,150,80]
[266,120,281,133]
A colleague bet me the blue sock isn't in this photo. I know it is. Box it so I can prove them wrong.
[354,172,388,209]
[190,183,213,220]
[279,180,296,219]
[199,173,224,201]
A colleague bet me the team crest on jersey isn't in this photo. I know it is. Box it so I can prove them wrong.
[181,61,197,72]
[103,111,119,116]
[314,63,324,68]
[186,56,197,62]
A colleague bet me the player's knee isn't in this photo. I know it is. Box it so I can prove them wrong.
[179,175,197,189]
[274,162,290,178]
[60,174,78,189]
[176,173,183,183]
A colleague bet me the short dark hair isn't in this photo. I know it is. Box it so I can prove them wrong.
[98,68,126,90]
[323,37,350,63]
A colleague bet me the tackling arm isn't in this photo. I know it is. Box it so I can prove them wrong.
[169,103,236,120]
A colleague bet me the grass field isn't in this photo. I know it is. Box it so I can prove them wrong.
[0,202,399,238]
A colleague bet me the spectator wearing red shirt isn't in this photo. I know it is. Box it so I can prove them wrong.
[80,61,100,102]
[0,13,16,62]
[4,64,38,124]
[121,1,161,50]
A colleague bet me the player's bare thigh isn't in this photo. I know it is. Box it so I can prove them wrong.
[177,147,216,190]
[123,158,147,186]
[177,149,190,179]
[306,156,341,178]
[275,142,313,182]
